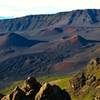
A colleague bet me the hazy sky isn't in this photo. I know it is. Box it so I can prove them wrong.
[0,0,100,17]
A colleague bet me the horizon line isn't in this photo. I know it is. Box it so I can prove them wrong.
[0,8,100,20]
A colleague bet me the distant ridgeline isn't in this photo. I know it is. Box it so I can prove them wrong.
[0,9,100,33]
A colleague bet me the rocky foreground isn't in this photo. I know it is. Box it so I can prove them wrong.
[0,57,100,100]
[70,57,100,100]
[0,77,71,100]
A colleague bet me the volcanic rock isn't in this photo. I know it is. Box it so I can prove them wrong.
[35,83,71,100]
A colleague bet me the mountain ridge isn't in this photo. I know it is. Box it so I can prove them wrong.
[0,9,100,33]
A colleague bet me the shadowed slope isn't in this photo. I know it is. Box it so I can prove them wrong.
[0,33,47,48]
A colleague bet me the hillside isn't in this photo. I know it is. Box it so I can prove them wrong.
[0,33,47,48]
[0,35,99,83]
[0,57,99,100]
[0,9,100,89]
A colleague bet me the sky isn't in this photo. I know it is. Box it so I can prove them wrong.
[0,0,100,18]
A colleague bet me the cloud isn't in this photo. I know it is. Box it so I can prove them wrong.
[0,0,100,17]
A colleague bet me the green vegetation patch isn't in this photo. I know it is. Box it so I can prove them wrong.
[0,80,24,94]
